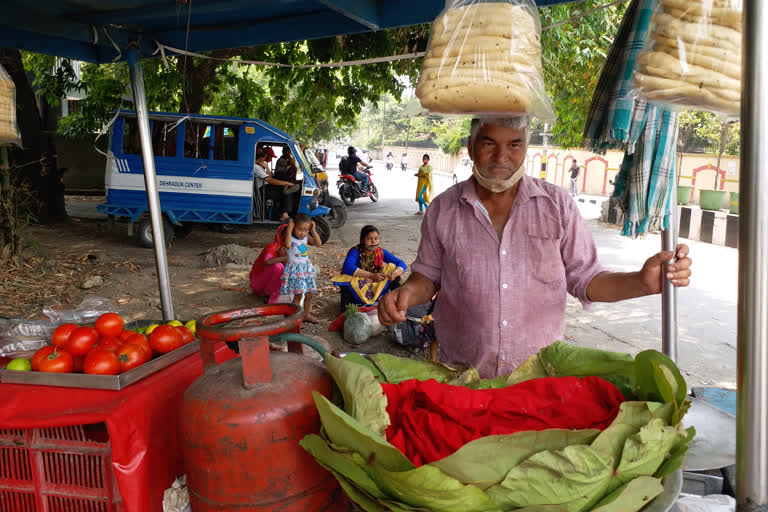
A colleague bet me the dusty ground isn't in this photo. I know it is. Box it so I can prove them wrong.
[0,196,415,359]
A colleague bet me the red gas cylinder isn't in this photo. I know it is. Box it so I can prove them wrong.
[180,305,349,511]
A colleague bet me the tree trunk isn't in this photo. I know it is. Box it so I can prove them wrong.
[714,121,728,190]
[676,150,684,186]
[0,48,66,225]
[179,50,239,114]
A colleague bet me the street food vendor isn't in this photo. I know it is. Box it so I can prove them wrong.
[378,116,693,378]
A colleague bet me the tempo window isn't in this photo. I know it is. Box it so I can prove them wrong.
[151,121,178,157]
[213,125,239,161]
[121,118,141,155]
[184,121,212,159]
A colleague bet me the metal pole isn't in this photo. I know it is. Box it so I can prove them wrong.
[738,1,768,509]
[126,49,175,321]
[661,200,678,363]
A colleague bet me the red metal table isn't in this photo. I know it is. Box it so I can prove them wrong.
[0,343,235,512]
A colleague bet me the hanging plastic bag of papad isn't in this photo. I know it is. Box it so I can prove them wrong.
[632,0,742,117]
[0,64,21,146]
[415,0,555,121]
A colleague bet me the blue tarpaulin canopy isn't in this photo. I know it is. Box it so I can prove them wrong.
[1,0,576,63]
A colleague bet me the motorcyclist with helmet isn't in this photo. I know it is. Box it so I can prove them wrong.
[347,146,373,195]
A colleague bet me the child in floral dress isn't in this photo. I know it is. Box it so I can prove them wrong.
[281,213,322,323]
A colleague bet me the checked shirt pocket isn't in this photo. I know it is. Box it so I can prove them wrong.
[526,223,564,284]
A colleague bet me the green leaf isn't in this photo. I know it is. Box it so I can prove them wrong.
[430,429,600,490]
[366,464,501,512]
[300,434,385,499]
[312,392,414,472]
[369,353,461,384]
[591,476,663,512]
[611,419,687,492]
[486,445,613,511]
[324,354,390,436]
[654,426,696,479]
[342,353,387,382]
[329,469,391,512]
[634,351,688,410]
[591,402,666,465]
[538,342,637,398]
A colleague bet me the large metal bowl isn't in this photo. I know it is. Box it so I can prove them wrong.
[644,470,683,512]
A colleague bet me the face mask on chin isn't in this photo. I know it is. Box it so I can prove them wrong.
[471,162,525,193]
[363,244,379,251]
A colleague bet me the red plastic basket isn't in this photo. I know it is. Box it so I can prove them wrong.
[0,424,124,512]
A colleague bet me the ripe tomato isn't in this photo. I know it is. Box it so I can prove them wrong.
[149,325,183,354]
[51,323,78,348]
[39,350,74,373]
[66,327,100,356]
[96,336,122,352]
[72,356,85,373]
[119,329,137,342]
[117,344,150,372]
[95,313,124,337]
[84,349,120,375]
[31,346,56,371]
[176,326,195,345]
[123,333,152,358]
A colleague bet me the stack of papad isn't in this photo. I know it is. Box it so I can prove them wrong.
[416,2,553,118]
[635,0,742,116]
[0,64,20,145]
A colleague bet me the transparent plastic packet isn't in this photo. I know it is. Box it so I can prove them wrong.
[0,63,21,146]
[42,295,120,324]
[632,0,743,117]
[415,0,555,121]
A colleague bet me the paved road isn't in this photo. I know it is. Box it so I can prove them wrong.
[328,160,738,389]
[67,160,738,388]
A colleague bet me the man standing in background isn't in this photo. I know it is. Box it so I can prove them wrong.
[569,159,580,197]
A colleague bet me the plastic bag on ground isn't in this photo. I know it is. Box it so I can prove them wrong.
[633,0,742,116]
[670,494,736,512]
[43,295,120,324]
[415,0,554,120]
[0,63,21,146]
[344,312,373,345]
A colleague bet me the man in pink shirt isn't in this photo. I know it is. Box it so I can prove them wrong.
[378,117,692,378]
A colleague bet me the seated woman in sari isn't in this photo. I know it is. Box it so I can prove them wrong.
[333,225,407,309]
[249,224,288,304]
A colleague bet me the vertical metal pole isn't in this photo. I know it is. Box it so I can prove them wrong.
[126,49,175,321]
[661,202,678,363]
[738,1,768,509]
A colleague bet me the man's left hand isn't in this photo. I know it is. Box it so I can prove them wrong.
[639,244,692,294]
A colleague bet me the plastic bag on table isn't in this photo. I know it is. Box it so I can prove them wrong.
[670,494,735,512]
[415,0,554,120]
[0,64,21,146]
[0,318,57,357]
[43,295,120,324]
[632,0,742,117]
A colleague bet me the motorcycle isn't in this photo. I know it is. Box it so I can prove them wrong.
[337,168,379,206]
[386,156,394,171]
[302,145,347,228]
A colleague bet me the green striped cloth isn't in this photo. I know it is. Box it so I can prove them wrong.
[582,0,655,152]
[619,105,679,237]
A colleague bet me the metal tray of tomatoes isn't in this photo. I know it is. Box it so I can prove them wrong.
[0,340,200,390]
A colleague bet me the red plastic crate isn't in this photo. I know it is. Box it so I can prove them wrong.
[0,424,124,512]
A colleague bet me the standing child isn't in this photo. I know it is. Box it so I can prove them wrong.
[280,213,322,323]
[415,153,433,215]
